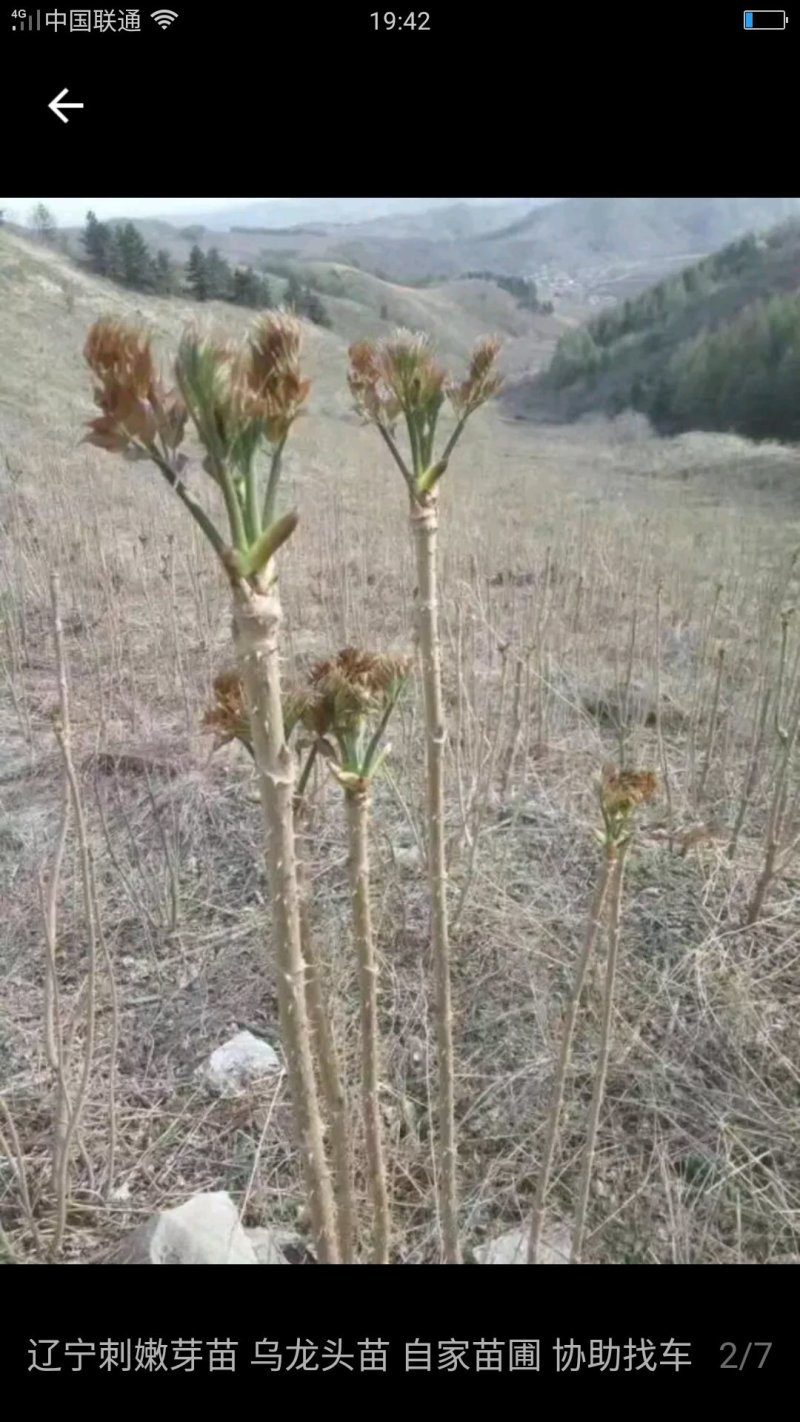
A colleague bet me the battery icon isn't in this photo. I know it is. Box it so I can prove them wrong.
[744,10,788,25]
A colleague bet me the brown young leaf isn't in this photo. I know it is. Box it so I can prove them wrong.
[600,764,658,816]
[447,335,504,416]
[84,318,186,456]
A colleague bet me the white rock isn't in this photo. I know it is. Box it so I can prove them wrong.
[474,1224,571,1265]
[200,1030,282,1096]
[395,844,422,872]
[245,1227,289,1264]
[106,1191,258,1264]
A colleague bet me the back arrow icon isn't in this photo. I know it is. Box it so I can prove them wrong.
[49,88,84,123]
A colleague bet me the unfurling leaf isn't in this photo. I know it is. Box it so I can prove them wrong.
[416,458,449,493]
[325,762,367,794]
[238,510,299,579]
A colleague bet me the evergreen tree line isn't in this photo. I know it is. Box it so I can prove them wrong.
[633,289,800,441]
[465,270,553,313]
[81,212,330,323]
[540,219,800,441]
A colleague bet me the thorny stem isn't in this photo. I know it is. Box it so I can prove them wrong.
[412,493,459,1262]
[233,573,340,1263]
[346,786,390,1263]
[293,791,355,1264]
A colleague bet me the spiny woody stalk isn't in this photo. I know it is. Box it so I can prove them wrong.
[84,314,340,1263]
[205,667,356,1262]
[348,332,502,1263]
[529,764,656,1264]
[306,648,411,1263]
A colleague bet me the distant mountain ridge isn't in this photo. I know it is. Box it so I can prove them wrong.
[54,199,800,315]
[157,197,552,232]
[140,197,800,291]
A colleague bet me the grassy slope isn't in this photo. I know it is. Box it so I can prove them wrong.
[2,232,800,1265]
[0,232,570,433]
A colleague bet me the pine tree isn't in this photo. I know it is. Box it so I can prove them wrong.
[30,203,57,244]
[205,247,232,301]
[284,273,302,310]
[186,245,209,302]
[107,228,128,285]
[116,223,153,290]
[302,287,331,327]
[232,266,262,308]
[152,249,176,296]
[82,210,112,276]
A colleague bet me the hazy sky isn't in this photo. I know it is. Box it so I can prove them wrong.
[1,196,528,226]
[2,197,261,223]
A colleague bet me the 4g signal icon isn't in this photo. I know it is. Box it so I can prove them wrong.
[151,8,179,26]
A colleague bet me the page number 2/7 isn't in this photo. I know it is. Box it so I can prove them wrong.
[720,1342,772,1370]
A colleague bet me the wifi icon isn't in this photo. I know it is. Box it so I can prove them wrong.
[151,8,178,26]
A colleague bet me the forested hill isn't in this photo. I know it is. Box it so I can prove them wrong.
[506,220,800,441]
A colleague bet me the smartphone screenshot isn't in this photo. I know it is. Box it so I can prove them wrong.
[1,0,796,1395]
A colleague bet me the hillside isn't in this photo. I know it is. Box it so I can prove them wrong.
[504,219,800,441]
[483,195,800,257]
[56,198,800,297]
[310,195,800,287]
[4,226,572,410]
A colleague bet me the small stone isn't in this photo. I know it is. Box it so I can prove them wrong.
[104,1191,258,1264]
[199,1030,282,1097]
[245,1227,289,1264]
[473,1224,571,1264]
[395,845,422,872]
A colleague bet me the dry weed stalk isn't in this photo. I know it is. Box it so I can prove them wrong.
[0,1097,44,1259]
[348,331,502,1262]
[43,573,101,1254]
[727,676,771,861]
[745,609,800,923]
[653,581,675,847]
[529,764,656,1264]
[83,314,340,1262]
[697,643,725,804]
[498,648,529,802]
